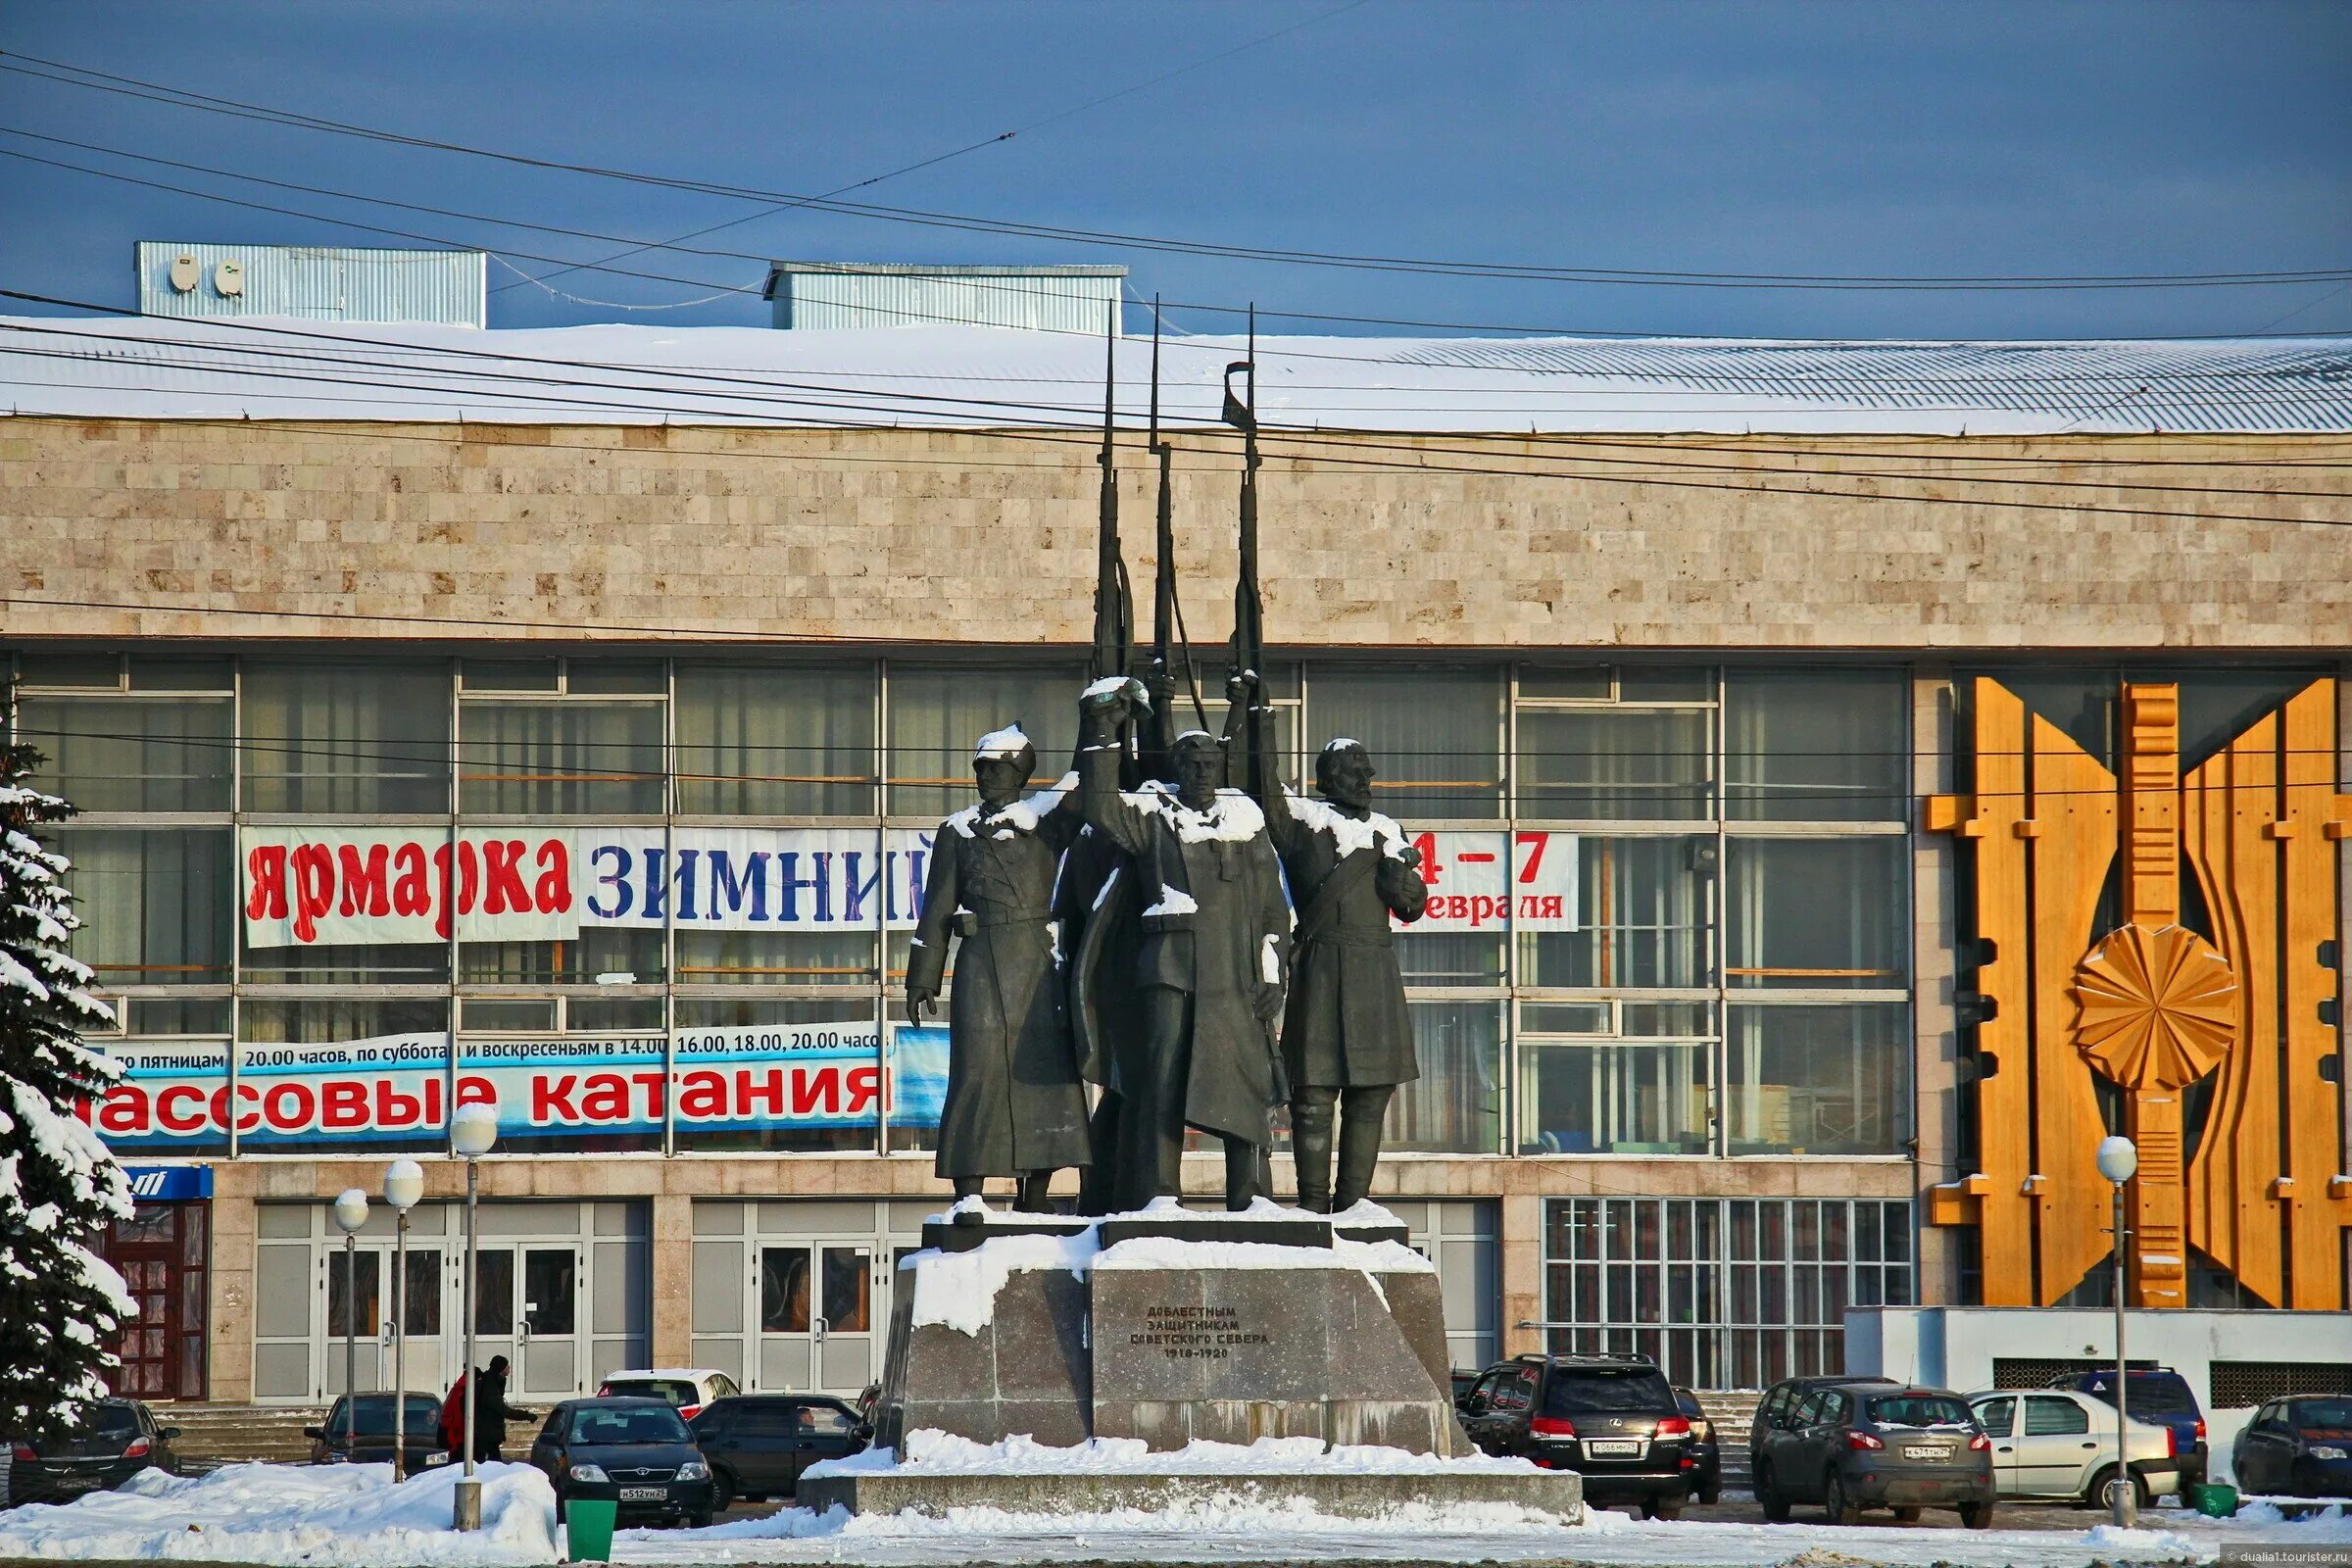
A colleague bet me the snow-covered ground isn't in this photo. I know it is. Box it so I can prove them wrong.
[5,1456,2350,1566]
[0,1458,558,1564]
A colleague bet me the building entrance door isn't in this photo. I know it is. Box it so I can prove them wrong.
[468,1245,584,1399]
[99,1200,210,1400]
[320,1241,452,1397]
[755,1242,875,1394]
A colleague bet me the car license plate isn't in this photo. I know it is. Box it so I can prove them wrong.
[1902,1446,1947,1460]
[618,1486,666,1501]
[1588,1439,1642,1456]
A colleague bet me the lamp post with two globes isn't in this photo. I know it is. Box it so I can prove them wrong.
[451,1102,499,1532]
[2096,1134,2139,1529]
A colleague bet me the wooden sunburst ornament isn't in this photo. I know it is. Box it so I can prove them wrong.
[2074,921,2237,1092]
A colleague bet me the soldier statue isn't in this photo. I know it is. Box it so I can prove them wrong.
[905,723,1092,1213]
[1078,680,1290,1211]
[1241,677,1429,1213]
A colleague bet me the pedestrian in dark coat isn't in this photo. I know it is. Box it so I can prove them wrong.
[906,723,1093,1211]
[1248,689,1429,1213]
[1078,683,1290,1211]
[470,1354,535,1462]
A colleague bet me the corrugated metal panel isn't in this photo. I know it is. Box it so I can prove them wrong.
[7,314,2348,434]
[766,264,1123,332]
[135,243,486,327]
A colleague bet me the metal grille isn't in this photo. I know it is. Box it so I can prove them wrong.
[2211,1361,2352,1409]
[1990,1356,2158,1389]
[1541,1197,1913,1390]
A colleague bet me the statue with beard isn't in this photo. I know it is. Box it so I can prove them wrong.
[905,724,1092,1212]
[1240,676,1429,1213]
[1077,680,1289,1210]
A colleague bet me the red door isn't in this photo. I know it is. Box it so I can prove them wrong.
[99,1202,209,1401]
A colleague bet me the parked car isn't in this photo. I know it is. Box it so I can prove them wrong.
[688,1395,871,1507]
[6,1398,179,1506]
[2232,1395,2352,1497]
[1968,1388,2180,1509]
[1672,1386,1721,1505]
[595,1368,741,1421]
[1749,1375,1901,1480]
[1457,1353,1693,1518]
[1754,1383,1994,1528]
[304,1392,450,1470]
[528,1397,715,1529]
[2051,1368,2208,1487]
[1450,1370,1482,1407]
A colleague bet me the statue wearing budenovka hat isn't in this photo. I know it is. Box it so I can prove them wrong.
[905,723,1092,1212]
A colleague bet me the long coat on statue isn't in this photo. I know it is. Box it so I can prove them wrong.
[905,786,1093,1178]
[1259,789,1429,1088]
[1078,751,1291,1146]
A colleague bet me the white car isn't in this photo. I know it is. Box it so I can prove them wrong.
[1968,1388,2182,1507]
[597,1367,741,1421]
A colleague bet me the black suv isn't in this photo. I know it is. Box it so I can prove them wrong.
[1459,1353,1693,1518]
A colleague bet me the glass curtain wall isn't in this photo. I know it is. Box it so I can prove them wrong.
[6,651,1912,1166]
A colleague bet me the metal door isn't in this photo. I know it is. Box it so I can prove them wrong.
[754,1243,876,1395]
[517,1247,583,1397]
[1972,1396,2022,1495]
[322,1245,385,1396]
[2018,1396,2097,1496]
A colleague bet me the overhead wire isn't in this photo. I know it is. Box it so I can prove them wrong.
[13,126,2352,361]
[5,321,2346,525]
[5,51,2350,294]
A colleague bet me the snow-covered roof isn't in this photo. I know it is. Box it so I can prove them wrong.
[1,313,2347,435]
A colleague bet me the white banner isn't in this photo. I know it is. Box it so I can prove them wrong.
[1402,829,1578,933]
[240,826,935,950]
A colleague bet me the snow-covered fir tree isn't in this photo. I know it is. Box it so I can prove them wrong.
[0,727,133,1441]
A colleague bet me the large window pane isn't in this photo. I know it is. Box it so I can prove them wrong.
[886,663,1081,820]
[1306,667,1501,820]
[1516,708,1710,820]
[675,930,875,988]
[1726,1003,1908,1154]
[18,698,232,812]
[1516,835,1709,988]
[1386,1001,1503,1153]
[243,662,450,813]
[1725,670,1906,822]
[460,701,663,814]
[1726,837,1906,990]
[458,928,662,986]
[58,828,233,985]
[1520,1039,1710,1154]
[676,663,877,816]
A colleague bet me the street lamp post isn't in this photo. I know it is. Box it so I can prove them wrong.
[2096,1134,2139,1528]
[451,1101,500,1533]
[330,1190,369,1458]
[382,1159,424,1483]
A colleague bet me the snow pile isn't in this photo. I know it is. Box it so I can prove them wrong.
[1285,791,1412,861]
[1120,782,1268,844]
[0,1459,559,1565]
[814,1431,1540,1478]
[940,774,1075,840]
[905,1227,1100,1335]
[972,724,1034,761]
[1094,1233,1433,1278]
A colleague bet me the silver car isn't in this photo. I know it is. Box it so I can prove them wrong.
[1968,1388,2181,1508]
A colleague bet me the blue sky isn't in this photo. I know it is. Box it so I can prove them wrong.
[2,0,2347,340]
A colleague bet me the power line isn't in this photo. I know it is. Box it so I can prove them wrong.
[19,123,2352,370]
[490,0,1375,298]
[9,318,2345,525]
[7,50,2350,295]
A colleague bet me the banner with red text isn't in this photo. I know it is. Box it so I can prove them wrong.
[1402,829,1579,934]
[239,826,935,950]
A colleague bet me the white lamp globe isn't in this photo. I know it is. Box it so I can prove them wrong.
[452,1102,500,1158]
[332,1189,370,1234]
[383,1158,424,1212]
[2095,1135,2138,1185]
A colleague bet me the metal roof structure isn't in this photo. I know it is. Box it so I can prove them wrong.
[2,313,2346,435]
[134,243,487,328]
[760,262,1127,333]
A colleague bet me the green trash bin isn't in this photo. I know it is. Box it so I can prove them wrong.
[564,1495,618,1563]
[2190,1483,2240,1518]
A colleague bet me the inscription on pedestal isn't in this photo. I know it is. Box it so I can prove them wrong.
[1131,1303,1274,1363]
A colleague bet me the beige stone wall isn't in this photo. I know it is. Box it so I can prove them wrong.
[4,419,2346,652]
